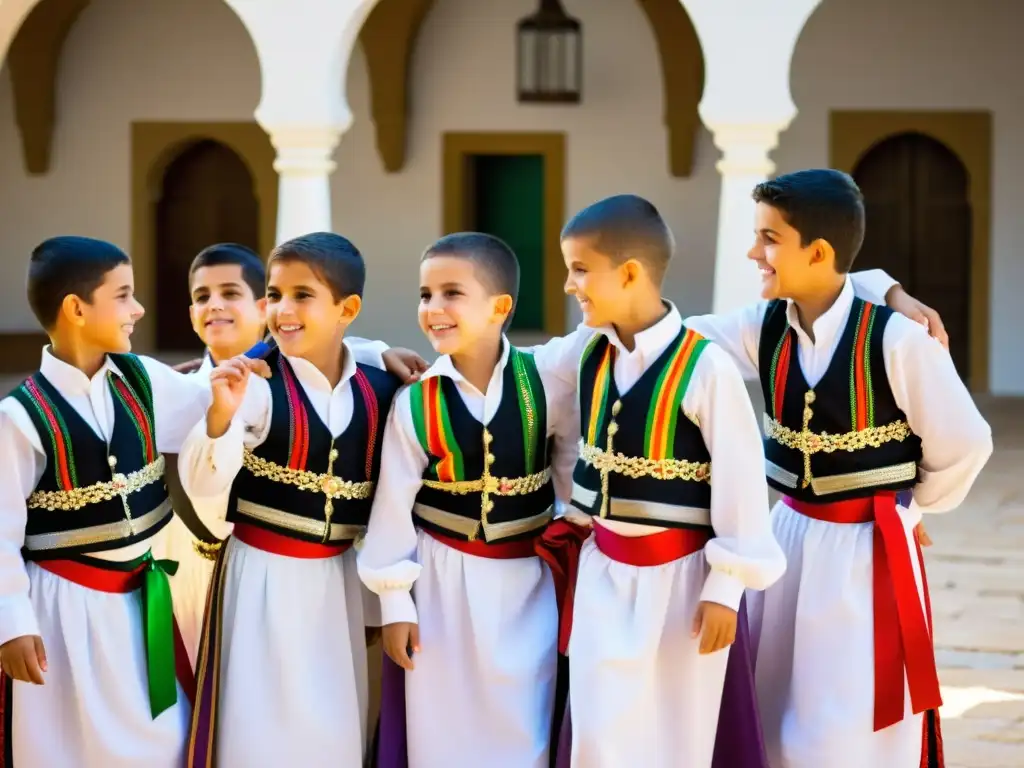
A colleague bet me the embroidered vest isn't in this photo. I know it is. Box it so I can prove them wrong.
[758,298,922,501]
[9,354,170,559]
[411,348,555,543]
[229,350,399,544]
[571,328,714,531]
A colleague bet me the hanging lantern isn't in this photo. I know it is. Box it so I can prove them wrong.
[516,0,582,104]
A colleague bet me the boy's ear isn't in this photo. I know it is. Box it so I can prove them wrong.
[494,293,514,322]
[339,293,362,322]
[61,294,87,327]
[620,258,643,287]
[255,297,267,319]
[809,238,835,267]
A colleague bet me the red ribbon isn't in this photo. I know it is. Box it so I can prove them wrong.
[784,493,942,732]
[533,520,591,655]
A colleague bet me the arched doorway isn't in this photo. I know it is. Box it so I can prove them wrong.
[852,132,972,380]
[154,139,260,352]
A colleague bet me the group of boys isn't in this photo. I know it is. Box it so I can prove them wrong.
[0,168,992,768]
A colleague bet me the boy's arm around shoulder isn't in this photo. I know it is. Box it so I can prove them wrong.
[0,400,43,654]
[688,342,786,610]
[884,314,993,515]
[529,344,582,509]
[357,385,426,627]
[137,355,214,454]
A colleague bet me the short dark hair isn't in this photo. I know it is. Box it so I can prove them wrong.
[27,236,130,330]
[422,233,520,329]
[267,232,365,301]
[752,169,866,273]
[189,243,266,298]
[560,194,674,283]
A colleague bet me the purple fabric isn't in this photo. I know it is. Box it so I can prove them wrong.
[376,656,409,768]
[554,600,768,768]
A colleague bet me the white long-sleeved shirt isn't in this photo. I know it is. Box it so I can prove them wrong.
[0,347,212,645]
[683,275,994,520]
[176,339,388,533]
[526,304,787,611]
[357,338,579,626]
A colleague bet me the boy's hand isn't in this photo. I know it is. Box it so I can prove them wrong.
[382,622,420,671]
[692,601,737,655]
[173,358,204,374]
[916,522,933,547]
[886,285,949,350]
[382,348,430,384]
[563,509,594,528]
[0,635,47,684]
[207,356,271,437]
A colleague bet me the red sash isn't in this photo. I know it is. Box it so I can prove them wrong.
[593,523,712,567]
[783,493,942,732]
[233,522,352,559]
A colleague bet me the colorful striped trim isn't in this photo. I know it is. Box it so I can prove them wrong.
[510,349,545,475]
[849,301,878,430]
[410,376,464,482]
[113,354,154,412]
[20,377,78,490]
[277,356,310,471]
[643,329,708,460]
[352,369,380,481]
[768,329,793,421]
[585,342,615,446]
[108,374,156,463]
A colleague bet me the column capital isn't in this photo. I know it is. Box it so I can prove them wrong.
[260,124,343,177]
[702,118,793,178]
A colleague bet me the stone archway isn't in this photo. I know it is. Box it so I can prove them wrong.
[358,0,705,177]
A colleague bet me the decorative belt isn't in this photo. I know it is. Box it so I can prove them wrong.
[233,522,352,559]
[571,483,711,527]
[24,498,172,553]
[594,523,712,567]
[578,441,710,483]
[27,455,166,511]
[234,498,364,545]
[784,492,941,731]
[763,399,913,490]
[765,459,918,496]
[413,502,553,543]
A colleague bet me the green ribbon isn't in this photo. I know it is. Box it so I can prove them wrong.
[104,550,180,718]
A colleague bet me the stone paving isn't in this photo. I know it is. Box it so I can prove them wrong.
[1,369,1021,765]
[925,396,1024,768]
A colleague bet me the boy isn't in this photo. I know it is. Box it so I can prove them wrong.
[0,236,227,766]
[357,232,579,768]
[177,232,403,767]
[160,243,269,663]
[682,170,992,767]
[522,196,787,768]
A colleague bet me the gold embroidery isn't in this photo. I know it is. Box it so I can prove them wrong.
[27,456,166,512]
[192,538,223,562]
[241,450,373,500]
[580,441,711,486]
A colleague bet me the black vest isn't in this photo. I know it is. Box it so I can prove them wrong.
[411,348,555,543]
[758,297,922,502]
[229,350,400,544]
[571,329,713,531]
[8,354,170,559]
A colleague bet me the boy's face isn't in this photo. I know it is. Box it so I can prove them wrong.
[561,236,629,328]
[189,264,266,353]
[74,263,145,353]
[748,201,831,300]
[418,256,510,357]
[265,260,360,359]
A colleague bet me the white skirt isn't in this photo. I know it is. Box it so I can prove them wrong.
[9,561,190,767]
[568,536,730,768]
[156,515,216,668]
[212,537,369,767]
[748,499,927,768]
[405,530,558,768]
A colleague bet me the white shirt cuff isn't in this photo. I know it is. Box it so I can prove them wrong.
[699,568,747,611]
[379,589,418,626]
[0,596,40,647]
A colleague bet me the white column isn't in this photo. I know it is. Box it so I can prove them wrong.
[680,0,823,313]
[222,0,381,244]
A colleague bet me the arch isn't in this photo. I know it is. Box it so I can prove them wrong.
[358,0,704,177]
[830,111,991,392]
[3,0,261,176]
[131,122,277,352]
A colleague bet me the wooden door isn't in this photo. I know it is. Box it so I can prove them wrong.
[853,132,972,379]
[155,140,259,351]
[469,154,546,332]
